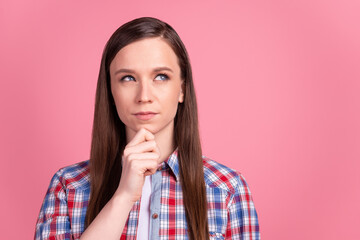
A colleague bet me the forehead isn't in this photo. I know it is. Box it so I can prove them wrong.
[110,37,180,72]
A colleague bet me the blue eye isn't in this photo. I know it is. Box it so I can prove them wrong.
[154,74,169,81]
[121,75,135,81]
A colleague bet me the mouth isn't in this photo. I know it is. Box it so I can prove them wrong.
[133,111,158,120]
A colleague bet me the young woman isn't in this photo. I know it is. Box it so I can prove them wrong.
[35,17,260,240]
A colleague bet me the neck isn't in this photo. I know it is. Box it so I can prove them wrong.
[153,122,175,163]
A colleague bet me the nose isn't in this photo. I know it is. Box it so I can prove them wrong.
[136,80,153,103]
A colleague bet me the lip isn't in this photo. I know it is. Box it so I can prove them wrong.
[133,111,158,120]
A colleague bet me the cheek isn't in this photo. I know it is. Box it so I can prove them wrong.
[114,102,131,126]
[115,99,128,113]
[164,92,181,115]
[112,93,128,116]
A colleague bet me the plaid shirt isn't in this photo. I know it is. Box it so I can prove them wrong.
[35,150,260,240]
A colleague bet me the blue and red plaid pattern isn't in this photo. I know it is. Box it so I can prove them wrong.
[35,150,260,239]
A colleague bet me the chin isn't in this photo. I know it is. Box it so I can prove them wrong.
[129,124,158,134]
[126,120,173,137]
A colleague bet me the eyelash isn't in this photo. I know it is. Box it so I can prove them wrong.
[155,73,170,81]
[120,73,170,82]
[120,75,135,82]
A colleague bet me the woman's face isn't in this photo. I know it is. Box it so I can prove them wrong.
[109,37,184,141]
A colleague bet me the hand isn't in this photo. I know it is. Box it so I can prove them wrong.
[115,128,160,203]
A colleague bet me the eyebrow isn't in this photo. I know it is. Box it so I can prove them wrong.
[114,66,174,75]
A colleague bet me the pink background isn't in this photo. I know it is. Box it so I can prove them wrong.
[1,0,359,239]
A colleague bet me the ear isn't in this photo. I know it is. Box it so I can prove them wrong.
[178,91,184,103]
[178,82,184,103]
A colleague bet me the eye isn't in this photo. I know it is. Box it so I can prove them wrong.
[154,73,169,81]
[121,75,135,82]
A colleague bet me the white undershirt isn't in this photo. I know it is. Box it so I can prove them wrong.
[137,175,152,240]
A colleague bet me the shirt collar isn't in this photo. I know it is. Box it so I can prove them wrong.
[160,148,180,182]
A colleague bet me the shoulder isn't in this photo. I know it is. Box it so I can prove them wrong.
[202,155,250,194]
[49,160,90,191]
[202,156,261,238]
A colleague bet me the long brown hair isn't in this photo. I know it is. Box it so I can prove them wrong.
[85,17,209,240]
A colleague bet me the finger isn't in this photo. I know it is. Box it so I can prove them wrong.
[129,157,159,174]
[124,140,157,157]
[126,152,160,162]
[144,168,158,176]
[127,128,155,147]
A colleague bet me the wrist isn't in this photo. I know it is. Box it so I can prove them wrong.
[112,190,137,208]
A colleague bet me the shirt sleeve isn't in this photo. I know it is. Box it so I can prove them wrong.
[34,170,73,240]
[225,174,260,240]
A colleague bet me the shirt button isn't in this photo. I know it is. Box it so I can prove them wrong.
[152,213,158,219]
